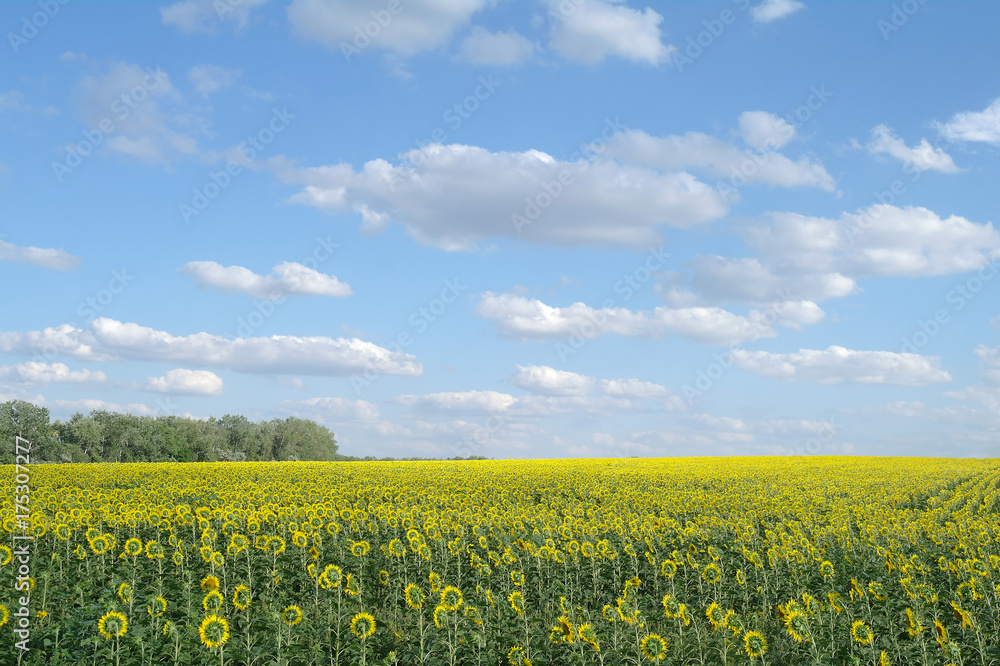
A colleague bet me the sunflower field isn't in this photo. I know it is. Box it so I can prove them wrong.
[2,456,1000,665]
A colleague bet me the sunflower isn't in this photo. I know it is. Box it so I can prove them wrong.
[98,611,128,640]
[201,575,220,591]
[951,601,974,629]
[640,633,668,662]
[851,620,874,646]
[509,590,525,616]
[433,604,448,629]
[660,559,677,578]
[879,651,891,666]
[147,596,167,617]
[54,523,71,540]
[117,582,133,603]
[203,590,224,612]
[820,560,835,580]
[350,612,376,639]
[291,531,308,548]
[172,550,184,566]
[905,608,923,637]
[145,541,164,559]
[507,646,532,666]
[784,610,810,643]
[388,538,406,557]
[439,585,464,611]
[124,538,143,557]
[318,564,343,590]
[282,605,303,627]
[578,623,600,651]
[428,572,442,593]
[702,563,721,584]
[662,594,683,619]
[868,581,886,601]
[232,584,251,611]
[0,605,8,627]
[743,631,767,658]
[269,537,286,555]
[933,620,948,647]
[551,615,574,644]
[736,569,746,585]
[199,614,230,648]
[511,570,525,586]
[0,545,14,565]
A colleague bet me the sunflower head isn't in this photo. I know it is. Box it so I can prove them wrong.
[350,612,376,639]
[201,575,220,591]
[282,605,303,627]
[98,611,128,640]
[198,614,230,649]
[743,630,767,658]
[233,584,251,611]
[640,633,668,662]
[851,620,874,646]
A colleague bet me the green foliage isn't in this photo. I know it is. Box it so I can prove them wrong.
[0,400,340,463]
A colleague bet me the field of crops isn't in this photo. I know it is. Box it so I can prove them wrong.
[2,457,1000,665]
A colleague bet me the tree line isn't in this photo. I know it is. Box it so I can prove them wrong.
[0,400,339,464]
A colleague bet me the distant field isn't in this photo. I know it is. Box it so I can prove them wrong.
[1,457,999,665]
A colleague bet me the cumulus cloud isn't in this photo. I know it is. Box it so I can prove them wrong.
[73,59,200,165]
[546,0,673,65]
[188,64,242,95]
[509,364,595,396]
[179,261,353,298]
[457,26,536,65]
[688,255,857,304]
[390,389,637,418]
[603,128,835,191]
[732,346,952,385]
[46,398,158,416]
[936,98,1000,144]
[287,0,489,56]
[739,111,797,150]
[0,318,421,377]
[746,205,1000,277]
[598,377,669,398]
[751,0,805,23]
[867,125,959,172]
[275,143,728,250]
[391,390,517,412]
[474,292,823,345]
[278,396,380,422]
[0,362,106,384]
[161,0,270,33]
[145,368,223,395]
[0,239,80,270]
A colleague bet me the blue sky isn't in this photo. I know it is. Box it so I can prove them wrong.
[2,0,1000,458]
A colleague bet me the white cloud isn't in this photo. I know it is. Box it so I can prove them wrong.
[936,98,1000,144]
[391,390,517,412]
[278,396,380,422]
[275,143,728,250]
[747,205,1000,277]
[161,0,270,33]
[867,125,959,172]
[0,318,421,377]
[74,59,200,165]
[732,346,952,385]
[751,0,805,23]
[458,26,536,65]
[0,239,80,270]
[547,0,673,65]
[688,255,857,304]
[287,0,489,56]
[46,398,158,416]
[179,261,353,298]
[0,362,106,384]
[390,389,636,418]
[603,129,835,191]
[188,64,242,95]
[598,377,669,398]
[739,111,796,150]
[145,368,223,395]
[474,292,824,345]
[510,364,595,396]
